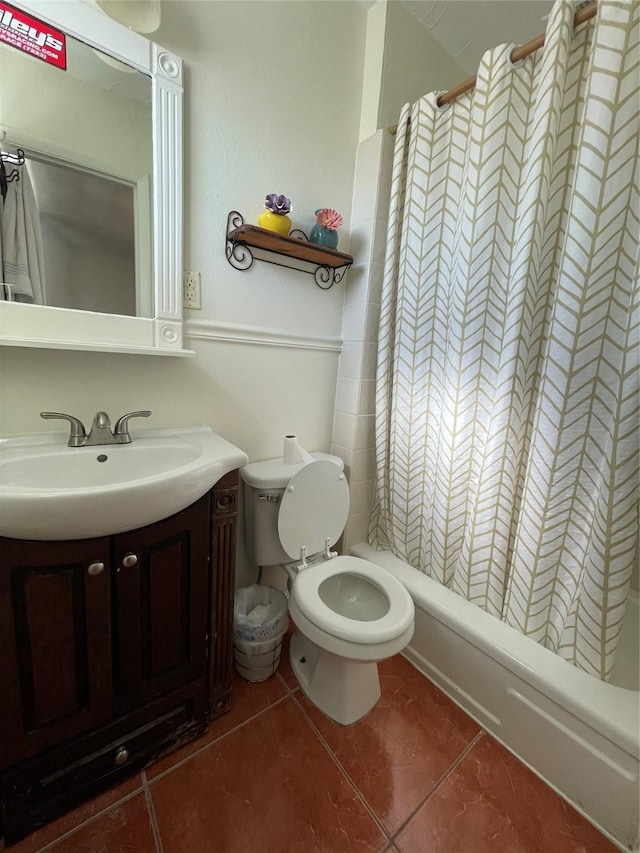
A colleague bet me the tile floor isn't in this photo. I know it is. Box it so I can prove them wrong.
[5,638,618,853]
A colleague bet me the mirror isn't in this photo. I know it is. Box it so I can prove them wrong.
[0,0,189,355]
[1,34,152,316]
[26,156,146,316]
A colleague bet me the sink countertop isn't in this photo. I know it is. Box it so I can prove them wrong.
[0,425,248,541]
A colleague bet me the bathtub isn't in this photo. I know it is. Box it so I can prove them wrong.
[352,543,640,852]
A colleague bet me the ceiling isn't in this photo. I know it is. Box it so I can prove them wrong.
[362,0,554,76]
[403,1,552,75]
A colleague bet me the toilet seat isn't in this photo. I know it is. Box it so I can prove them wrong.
[291,555,414,645]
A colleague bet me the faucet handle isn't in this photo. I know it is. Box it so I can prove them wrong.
[40,412,87,447]
[113,410,152,443]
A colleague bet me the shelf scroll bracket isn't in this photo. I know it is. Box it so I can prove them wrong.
[314,264,352,290]
[225,210,254,272]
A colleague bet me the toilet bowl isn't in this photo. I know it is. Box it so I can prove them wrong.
[288,554,414,724]
[241,453,415,725]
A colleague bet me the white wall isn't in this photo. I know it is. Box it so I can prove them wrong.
[0,0,469,584]
[0,0,366,585]
[358,0,387,143]
[1,0,366,450]
[172,0,364,336]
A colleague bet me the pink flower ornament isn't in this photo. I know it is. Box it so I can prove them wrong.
[315,208,343,230]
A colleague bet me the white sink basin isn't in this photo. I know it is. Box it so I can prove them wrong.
[0,426,248,540]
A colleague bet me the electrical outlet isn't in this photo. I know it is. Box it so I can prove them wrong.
[183,270,201,310]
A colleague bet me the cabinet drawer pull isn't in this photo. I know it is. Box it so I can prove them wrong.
[87,561,105,576]
[114,746,129,766]
[122,553,138,568]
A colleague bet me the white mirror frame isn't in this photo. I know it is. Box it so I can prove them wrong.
[0,0,191,356]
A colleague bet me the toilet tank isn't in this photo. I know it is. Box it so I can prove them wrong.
[241,453,344,567]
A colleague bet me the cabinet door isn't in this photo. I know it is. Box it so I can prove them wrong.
[0,538,113,768]
[114,493,210,713]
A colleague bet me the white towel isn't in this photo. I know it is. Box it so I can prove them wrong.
[0,161,46,304]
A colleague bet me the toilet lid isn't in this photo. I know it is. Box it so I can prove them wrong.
[278,460,350,560]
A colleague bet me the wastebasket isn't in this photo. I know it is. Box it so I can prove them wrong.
[233,585,289,682]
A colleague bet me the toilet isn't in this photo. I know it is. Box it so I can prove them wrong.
[241,453,414,725]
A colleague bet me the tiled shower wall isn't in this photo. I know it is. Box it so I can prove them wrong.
[332,129,394,552]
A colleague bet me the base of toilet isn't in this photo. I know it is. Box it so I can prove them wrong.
[289,630,381,725]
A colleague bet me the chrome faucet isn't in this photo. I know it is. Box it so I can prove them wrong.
[85,411,116,446]
[40,410,151,447]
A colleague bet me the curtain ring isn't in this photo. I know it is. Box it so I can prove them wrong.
[433,92,452,113]
[507,44,527,70]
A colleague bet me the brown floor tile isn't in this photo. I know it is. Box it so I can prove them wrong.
[44,792,156,853]
[298,654,480,835]
[4,774,143,853]
[146,670,287,779]
[395,734,618,853]
[149,696,387,853]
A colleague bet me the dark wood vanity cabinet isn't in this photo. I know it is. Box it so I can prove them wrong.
[0,536,114,769]
[0,470,239,845]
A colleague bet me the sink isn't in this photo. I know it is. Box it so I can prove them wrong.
[0,426,248,540]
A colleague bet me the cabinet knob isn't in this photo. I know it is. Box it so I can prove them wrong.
[87,561,105,576]
[122,553,138,568]
[114,746,130,766]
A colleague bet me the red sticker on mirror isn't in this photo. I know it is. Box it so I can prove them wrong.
[0,2,66,69]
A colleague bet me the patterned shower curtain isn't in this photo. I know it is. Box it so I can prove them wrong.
[369,0,639,680]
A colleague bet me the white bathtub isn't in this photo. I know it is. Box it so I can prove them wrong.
[352,543,640,852]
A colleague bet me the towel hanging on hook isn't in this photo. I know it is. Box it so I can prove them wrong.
[0,149,26,203]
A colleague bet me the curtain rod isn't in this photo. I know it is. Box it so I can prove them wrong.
[388,0,597,134]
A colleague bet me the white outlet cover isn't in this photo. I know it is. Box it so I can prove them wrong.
[183,271,201,309]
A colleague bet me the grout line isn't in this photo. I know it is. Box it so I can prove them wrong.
[275,670,299,694]
[34,687,296,849]
[142,770,165,853]
[390,729,486,844]
[146,693,294,784]
[291,693,392,846]
[34,781,146,852]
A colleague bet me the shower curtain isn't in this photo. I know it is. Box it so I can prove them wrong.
[369,0,639,680]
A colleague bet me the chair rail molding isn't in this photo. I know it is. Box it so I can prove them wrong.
[184,319,343,353]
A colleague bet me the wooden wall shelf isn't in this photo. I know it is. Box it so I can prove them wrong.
[225,211,353,289]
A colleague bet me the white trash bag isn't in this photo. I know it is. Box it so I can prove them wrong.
[233,584,289,644]
[233,585,289,681]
